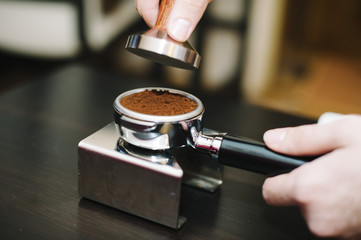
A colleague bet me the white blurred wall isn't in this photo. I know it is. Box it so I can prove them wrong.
[0,0,138,58]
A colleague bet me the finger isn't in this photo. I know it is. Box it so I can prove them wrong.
[262,173,298,206]
[135,0,159,27]
[167,0,210,42]
[263,117,360,156]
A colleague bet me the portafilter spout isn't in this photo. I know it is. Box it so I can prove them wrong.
[114,88,316,175]
[125,0,201,70]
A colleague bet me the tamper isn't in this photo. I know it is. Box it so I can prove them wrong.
[125,0,201,70]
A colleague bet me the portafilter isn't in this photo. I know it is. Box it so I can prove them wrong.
[113,87,315,175]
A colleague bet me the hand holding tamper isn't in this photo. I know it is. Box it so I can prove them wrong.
[125,0,201,70]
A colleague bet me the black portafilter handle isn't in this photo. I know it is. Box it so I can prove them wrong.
[196,132,316,175]
[218,135,316,175]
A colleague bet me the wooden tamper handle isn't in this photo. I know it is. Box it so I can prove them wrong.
[154,0,176,30]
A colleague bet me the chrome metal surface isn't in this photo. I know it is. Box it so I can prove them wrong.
[173,145,223,193]
[194,133,224,158]
[117,139,175,165]
[113,87,228,160]
[78,123,186,229]
[114,87,204,150]
[78,123,223,229]
[125,29,201,70]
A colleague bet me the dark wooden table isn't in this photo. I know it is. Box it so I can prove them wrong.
[0,64,326,239]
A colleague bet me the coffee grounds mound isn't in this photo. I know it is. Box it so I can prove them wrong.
[120,89,197,116]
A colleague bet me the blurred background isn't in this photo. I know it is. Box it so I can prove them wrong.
[1,0,361,119]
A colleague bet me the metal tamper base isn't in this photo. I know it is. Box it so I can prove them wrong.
[126,29,200,70]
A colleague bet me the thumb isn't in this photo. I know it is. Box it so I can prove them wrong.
[263,173,298,206]
[167,0,210,42]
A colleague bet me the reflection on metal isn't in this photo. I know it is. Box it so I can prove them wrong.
[173,146,223,193]
[78,123,223,229]
[126,29,201,70]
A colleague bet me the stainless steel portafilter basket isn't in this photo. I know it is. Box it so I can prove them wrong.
[114,87,204,150]
[113,87,315,175]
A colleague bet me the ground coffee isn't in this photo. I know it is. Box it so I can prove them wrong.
[120,89,197,116]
